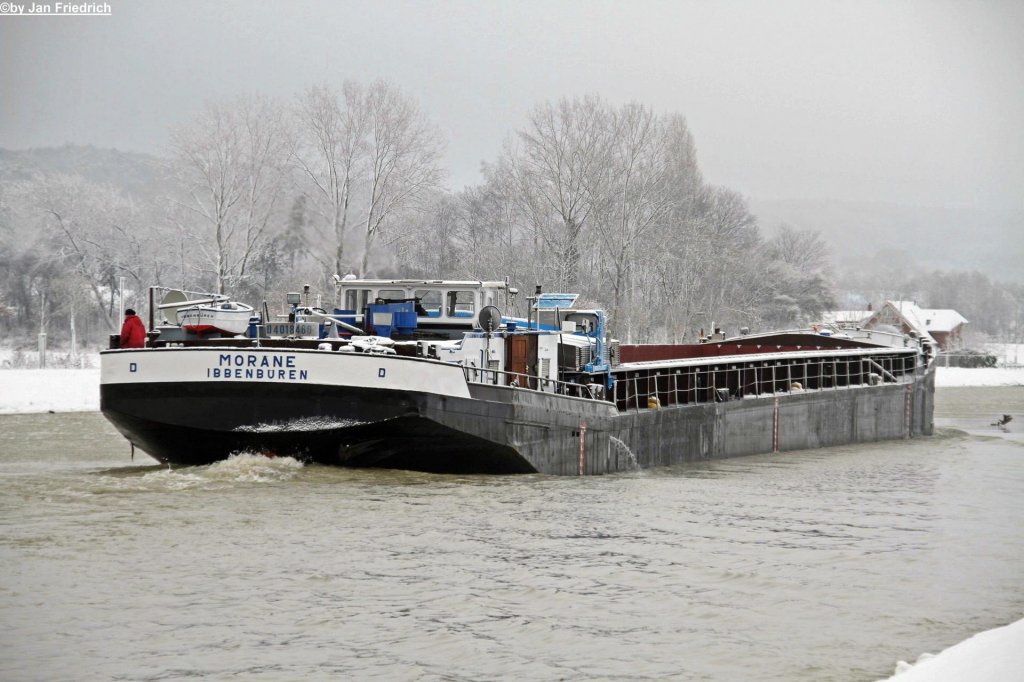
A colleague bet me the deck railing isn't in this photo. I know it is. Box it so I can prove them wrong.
[612,352,921,412]
[462,365,600,399]
[461,349,923,412]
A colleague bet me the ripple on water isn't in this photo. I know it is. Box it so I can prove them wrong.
[1,392,1023,681]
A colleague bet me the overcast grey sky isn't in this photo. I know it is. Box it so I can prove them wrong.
[2,0,1021,209]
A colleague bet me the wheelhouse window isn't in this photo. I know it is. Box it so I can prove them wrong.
[376,289,406,302]
[446,290,476,318]
[414,289,443,317]
[343,289,372,311]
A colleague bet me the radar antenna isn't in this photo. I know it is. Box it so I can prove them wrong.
[477,305,502,333]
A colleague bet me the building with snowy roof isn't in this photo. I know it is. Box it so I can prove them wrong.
[819,302,968,351]
[868,301,968,351]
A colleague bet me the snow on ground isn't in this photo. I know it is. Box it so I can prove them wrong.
[0,350,100,414]
[879,618,1024,681]
[0,359,1021,678]
[934,367,1024,387]
[984,342,1024,367]
[0,368,101,414]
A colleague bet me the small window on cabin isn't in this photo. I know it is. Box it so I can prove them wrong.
[377,289,405,302]
[413,290,442,317]
[344,289,372,311]
[566,313,596,333]
[447,290,476,318]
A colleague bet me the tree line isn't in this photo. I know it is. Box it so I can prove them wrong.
[1,81,1016,350]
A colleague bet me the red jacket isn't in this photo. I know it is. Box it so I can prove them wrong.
[120,314,147,348]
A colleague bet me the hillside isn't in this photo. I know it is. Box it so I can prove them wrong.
[0,145,169,198]
[751,197,1024,283]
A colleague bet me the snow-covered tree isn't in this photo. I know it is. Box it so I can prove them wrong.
[294,80,444,279]
[171,94,295,294]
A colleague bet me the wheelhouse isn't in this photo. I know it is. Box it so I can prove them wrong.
[334,278,517,338]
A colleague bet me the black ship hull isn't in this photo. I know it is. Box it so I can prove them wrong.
[101,381,533,473]
[101,359,935,475]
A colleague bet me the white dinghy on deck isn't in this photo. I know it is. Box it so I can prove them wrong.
[176,301,255,336]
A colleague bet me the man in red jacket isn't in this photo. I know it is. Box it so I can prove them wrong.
[120,308,147,348]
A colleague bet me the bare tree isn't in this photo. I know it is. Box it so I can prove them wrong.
[590,103,674,338]
[358,81,445,275]
[26,174,143,329]
[460,170,526,284]
[171,94,294,293]
[392,191,462,278]
[768,224,831,273]
[507,96,612,291]
[1,167,195,347]
[762,225,836,326]
[294,81,444,278]
[472,97,718,339]
[646,186,765,337]
[293,82,368,277]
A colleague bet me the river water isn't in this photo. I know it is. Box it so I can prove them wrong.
[1,387,1022,681]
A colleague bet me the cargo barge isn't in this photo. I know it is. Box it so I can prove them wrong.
[100,278,935,474]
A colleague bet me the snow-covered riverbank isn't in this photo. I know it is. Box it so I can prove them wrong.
[879,618,1024,681]
[0,368,101,414]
